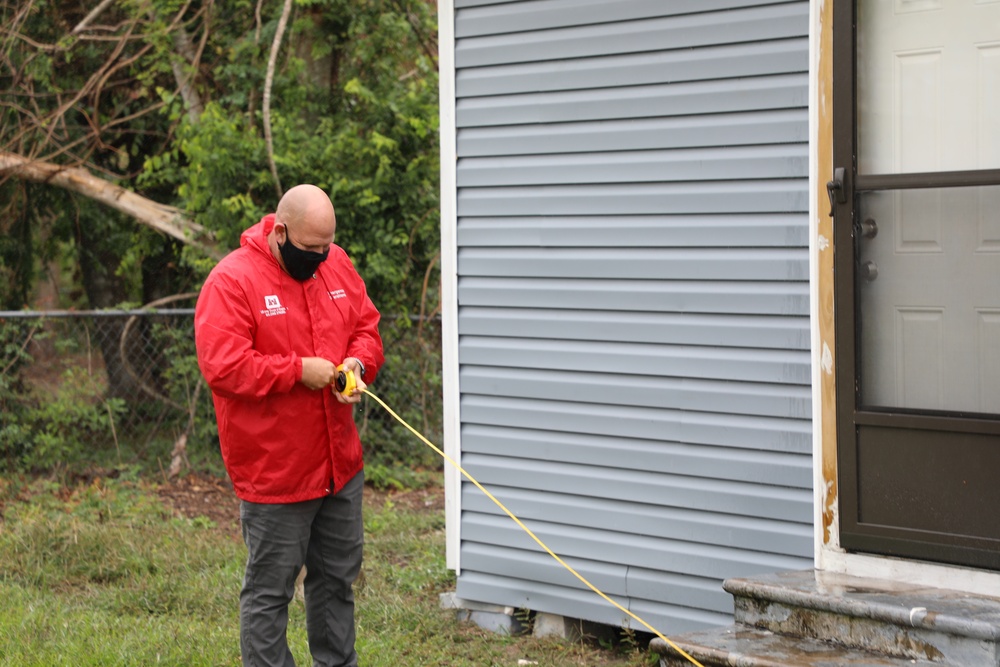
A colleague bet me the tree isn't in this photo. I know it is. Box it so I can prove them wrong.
[0,0,441,465]
[1,0,439,315]
[0,152,219,257]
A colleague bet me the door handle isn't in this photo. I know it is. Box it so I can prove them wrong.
[827,167,846,216]
[858,218,878,239]
[860,261,878,281]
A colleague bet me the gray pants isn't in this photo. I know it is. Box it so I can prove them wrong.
[239,471,364,667]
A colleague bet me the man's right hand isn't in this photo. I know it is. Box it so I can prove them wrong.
[300,357,337,390]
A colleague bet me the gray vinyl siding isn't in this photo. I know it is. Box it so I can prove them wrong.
[451,0,812,636]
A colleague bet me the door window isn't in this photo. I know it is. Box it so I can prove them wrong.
[857,185,1000,413]
[857,0,1000,175]
[854,0,1000,415]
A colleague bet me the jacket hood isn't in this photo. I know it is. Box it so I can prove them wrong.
[240,214,280,264]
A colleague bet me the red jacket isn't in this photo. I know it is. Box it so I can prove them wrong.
[194,214,384,503]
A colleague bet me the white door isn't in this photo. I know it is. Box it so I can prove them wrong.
[855,0,1000,414]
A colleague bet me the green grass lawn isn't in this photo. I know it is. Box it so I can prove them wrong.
[0,474,657,666]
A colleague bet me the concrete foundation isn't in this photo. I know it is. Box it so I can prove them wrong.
[439,592,527,635]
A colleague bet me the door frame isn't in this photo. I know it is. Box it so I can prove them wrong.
[828,0,1000,570]
[813,0,1000,597]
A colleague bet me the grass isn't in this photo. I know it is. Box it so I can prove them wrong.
[0,474,658,666]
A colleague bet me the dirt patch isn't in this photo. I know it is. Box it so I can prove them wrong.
[157,472,242,537]
[156,472,445,539]
[367,484,445,514]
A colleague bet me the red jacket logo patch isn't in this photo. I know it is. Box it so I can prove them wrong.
[261,295,287,317]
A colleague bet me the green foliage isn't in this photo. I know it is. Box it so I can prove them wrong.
[0,184,34,309]
[160,102,272,247]
[357,317,443,484]
[154,320,220,447]
[0,320,37,468]
[0,314,221,476]
[0,310,445,485]
[21,369,128,470]
[0,320,129,471]
[145,0,442,315]
[364,461,438,492]
[2,0,442,481]
[150,0,445,477]
[5,0,442,314]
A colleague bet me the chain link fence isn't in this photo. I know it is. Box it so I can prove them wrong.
[0,303,442,483]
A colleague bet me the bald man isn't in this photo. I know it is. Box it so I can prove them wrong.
[195,184,384,667]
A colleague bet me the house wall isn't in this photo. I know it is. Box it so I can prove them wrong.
[442,0,814,633]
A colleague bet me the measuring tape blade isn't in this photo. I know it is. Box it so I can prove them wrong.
[361,389,704,667]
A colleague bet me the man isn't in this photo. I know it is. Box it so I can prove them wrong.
[194,184,384,667]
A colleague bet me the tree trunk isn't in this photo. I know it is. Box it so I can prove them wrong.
[169,26,205,123]
[74,217,143,402]
[0,152,222,259]
[142,239,183,305]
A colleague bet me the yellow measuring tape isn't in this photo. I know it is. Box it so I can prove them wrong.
[362,388,705,667]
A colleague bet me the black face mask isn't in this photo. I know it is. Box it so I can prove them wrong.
[278,231,329,281]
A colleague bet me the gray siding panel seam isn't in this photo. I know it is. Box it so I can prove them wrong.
[456,571,733,634]
[456,248,809,281]
[460,514,813,574]
[456,145,809,186]
[456,181,810,217]
[458,543,737,614]
[456,74,809,126]
[459,490,813,555]
[459,372,811,420]
[455,4,808,68]
[458,308,811,350]
[457,111,808,156]
[458,396,812,454]
[458,456,812,509]
[456,281,810,316]
[456,38,808,97]
[459,337,812,383]
[456,0,781,37]
[460,425,812,486]
[456,214,810,246]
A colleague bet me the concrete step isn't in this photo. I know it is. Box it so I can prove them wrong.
[650,626,942,667]
[726,570,1000,665]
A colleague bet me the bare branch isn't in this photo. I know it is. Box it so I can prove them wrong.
[388,0,437,68]
[3,3,191,162]
[2,17,146,159]
[72,0,119,35]
[254,0,264,44]
[134,0,206,123]
[0,152,222,259]
[263,0,293,200]
[120,291,201,412]
[169,24,205,122]
[3,30,65,52]
[1,322,40,376]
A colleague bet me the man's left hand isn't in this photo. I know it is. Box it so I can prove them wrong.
[335,357,367,404]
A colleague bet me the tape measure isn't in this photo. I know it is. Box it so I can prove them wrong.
[334,365,357,397]
[360,388,705,667]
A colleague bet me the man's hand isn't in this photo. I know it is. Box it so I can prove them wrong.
[335,357,367,404]
[300,357,337,390]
